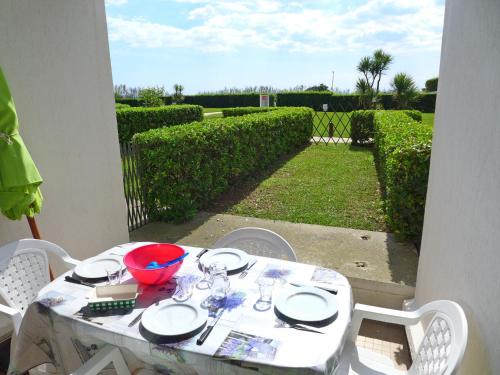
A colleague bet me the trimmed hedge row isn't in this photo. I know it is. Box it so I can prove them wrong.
[132,107,313,222]
[350,110,422,144]
[184,94,276,108]
[116,105,203,143]
[276,92,436,112]
[373,111,433,242]
[222,107,279,117]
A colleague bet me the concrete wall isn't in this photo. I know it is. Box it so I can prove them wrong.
[415,0,500,373]
[0,0,129,264]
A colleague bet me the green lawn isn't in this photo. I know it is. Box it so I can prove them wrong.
[313,111,352,138]
[421,113,434,126]
[209,144,386,231]
[202,108,223,113]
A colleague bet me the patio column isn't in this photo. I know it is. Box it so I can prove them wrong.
[415,0,500,373]
[0,0,129,263]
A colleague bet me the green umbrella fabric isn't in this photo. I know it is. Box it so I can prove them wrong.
[0,66,43,220]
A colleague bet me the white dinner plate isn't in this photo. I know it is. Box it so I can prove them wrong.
[74,256,123,279]
[141,300,208,337]
[199,248,249,273]
[275,286,338,323]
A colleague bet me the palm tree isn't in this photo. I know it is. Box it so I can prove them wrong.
[372,49,393,95]
[356,78,373,109]
[173,84,184,103]
[391,73,418,109]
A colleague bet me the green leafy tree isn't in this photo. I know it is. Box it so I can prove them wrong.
[355,78,373,109]
[391,73,418,109]
[306,83,330,92]
[172,84,185,103]
[139,86,166,107]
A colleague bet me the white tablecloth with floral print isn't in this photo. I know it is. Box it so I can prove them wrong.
[8,242,352,375]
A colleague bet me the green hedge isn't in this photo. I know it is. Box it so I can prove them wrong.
[373,111,432,241]
[115,103,131,110]
[276,92,436,112]
[116,105,203,143]
[115,98,144,107]
[132,107,313,222]
[425,77,438,92]
[183,94,276,108]
[222,107,279,117]
[351,110,422,144]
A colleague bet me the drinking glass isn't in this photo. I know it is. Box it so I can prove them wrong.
[254,277,274,311]
[106,264,123,286]
[196,262,211,290]
[201,263,230,309]
[173,275,196,302]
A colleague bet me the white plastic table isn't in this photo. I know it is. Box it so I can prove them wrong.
[9,242,352,375]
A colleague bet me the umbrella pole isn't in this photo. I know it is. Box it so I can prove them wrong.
[26,215,54,280]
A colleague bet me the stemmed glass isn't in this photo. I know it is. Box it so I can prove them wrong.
[196,262,212,290]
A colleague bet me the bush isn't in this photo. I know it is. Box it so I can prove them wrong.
[139,87,166,107]
[116,98,144,107]
[183,94,276,108]
[132,107,314,222]
[373,111,432,242]
[351,110,422,145]
[425,77,438,92]
[415,93,436,113]
[222,107,279,117]
[351,110,375,145]
[115,103,131,110]
[116,105,203,143]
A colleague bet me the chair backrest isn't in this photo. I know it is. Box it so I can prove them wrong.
[0,240,52,314]
[409,301,468,375]
[213,227,297,261]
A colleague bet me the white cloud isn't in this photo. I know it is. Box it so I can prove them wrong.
[105,0,128,6]
[107,0,444,53]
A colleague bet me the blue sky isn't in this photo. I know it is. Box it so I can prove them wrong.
[105,0,445,94]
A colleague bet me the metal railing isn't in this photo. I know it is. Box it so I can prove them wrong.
[120,142,149,231]
[311,110,352,144]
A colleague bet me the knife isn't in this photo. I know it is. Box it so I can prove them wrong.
[196,248,209,263]
[289,282,337,295]
[197,308,224,345]
[64,276,96,288]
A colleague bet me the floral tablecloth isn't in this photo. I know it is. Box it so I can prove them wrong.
[9,242,353,375]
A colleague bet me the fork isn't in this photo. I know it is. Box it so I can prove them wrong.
[239,259,257,279]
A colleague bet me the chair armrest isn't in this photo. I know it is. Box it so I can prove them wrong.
[0,303,22,336]
[57,255,81,269]
[40,241,81,269]
[349,303,422,342]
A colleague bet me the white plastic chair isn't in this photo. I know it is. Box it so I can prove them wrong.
[336,300,468,375]
[70,345,130,375]
[0,239,131,375]
[213,227,297,261]
[0,239,81,336]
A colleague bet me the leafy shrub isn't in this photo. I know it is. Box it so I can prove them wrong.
[351,110,375,144]
[183,94,276,108]
[116,98,144,107]
[425,77,438,92]
[351,110,422,144]
[116,105,203,143]
[222,107,279,117]
[115,103,131,110]
[139,87,166,107]
[132,107,313,222]
[415,93,436,113]
[373,111,432,241]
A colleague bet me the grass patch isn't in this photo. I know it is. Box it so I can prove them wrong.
[202,108,223,113]
[210,144,386,231]
[313,112,352,138]
[421,113,434,126]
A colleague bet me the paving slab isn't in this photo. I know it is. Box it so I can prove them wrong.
[131,211,418,287]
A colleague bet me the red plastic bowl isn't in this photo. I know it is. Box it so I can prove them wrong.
[124,243,185,285]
